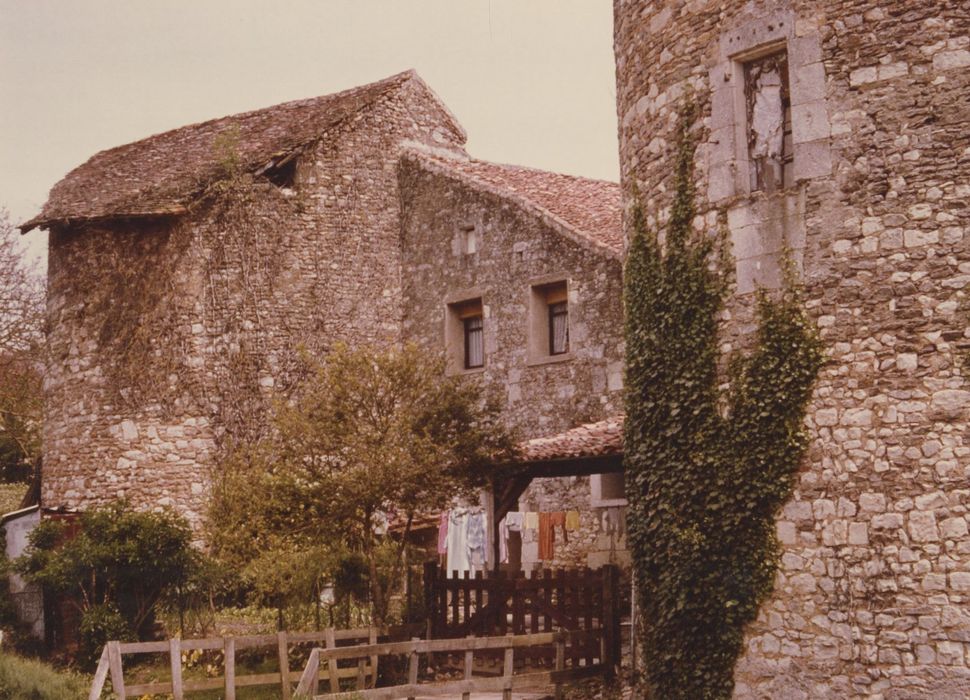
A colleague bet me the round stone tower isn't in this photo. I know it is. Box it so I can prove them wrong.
[615,0,970,696]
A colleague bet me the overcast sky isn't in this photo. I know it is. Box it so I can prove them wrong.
[0,0,619,269]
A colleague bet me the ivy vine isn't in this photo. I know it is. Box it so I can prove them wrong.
[623,103,824,698]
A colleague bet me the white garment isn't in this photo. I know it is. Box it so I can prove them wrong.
[446,511,470,574]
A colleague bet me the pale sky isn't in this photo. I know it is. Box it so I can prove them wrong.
[0,0,619,270]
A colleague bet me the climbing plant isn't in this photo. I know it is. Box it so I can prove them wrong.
[623,103,823,699]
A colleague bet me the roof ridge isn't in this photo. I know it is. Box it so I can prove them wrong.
[402,149,622,260]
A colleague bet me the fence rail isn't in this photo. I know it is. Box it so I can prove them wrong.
[294,629,606,700]
[89,624,424,700]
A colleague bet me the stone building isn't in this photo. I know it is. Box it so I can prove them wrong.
[615,0,970,697]
[22,70,628,570]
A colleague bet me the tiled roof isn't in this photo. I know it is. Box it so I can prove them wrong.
[519,415,624,462]
[403,149,623,258]
[21,70,465,232]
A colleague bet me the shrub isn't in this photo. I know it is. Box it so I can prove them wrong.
[78,604,131,668]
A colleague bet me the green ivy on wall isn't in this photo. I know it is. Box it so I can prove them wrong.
[623,103,824,699]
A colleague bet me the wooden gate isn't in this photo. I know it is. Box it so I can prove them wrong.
[423,564,621,675]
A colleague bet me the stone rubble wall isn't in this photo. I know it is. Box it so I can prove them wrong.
[615,0,970,696]
[42,84,466,529]
[399,158,628,571]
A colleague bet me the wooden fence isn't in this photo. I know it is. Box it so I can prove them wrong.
[88,624,424,700]
[424,564,621,673]
[294,629,606,700]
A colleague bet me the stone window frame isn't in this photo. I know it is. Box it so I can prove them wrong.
[591,472,626,508]
[708,11,831,204]
[526,275,573,367]
[444,291,487,375]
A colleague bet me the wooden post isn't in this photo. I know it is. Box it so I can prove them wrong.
[88,646,111,700]
[424,561,437,640]
[224,636,236,700]
[325,627,340,694]
[555,632,565,700]
[486,478,499,571]
[601,564,620,680]
[461,634,474,700]
[357,659,366,690]
[369,626,379,688]
[107,640,125,700]
[502,635,514,700]
[278,631,291,700]
[169,637,184,700]
[294,648,320,697]
[406,636,420,700]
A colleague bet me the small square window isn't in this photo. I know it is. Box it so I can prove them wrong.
[461,225,478,255]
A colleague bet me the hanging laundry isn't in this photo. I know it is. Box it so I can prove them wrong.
[524,511,539,531]
[565,510,581,531]
[446,511,469,573]
[466,511,486,571]
[538,512,556,560]
[506,511,524,531]
[437,511,449,556]
[549,511,566,543]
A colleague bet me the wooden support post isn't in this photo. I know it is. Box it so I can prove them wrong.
[325,627,340,694]
[357,658,366,689]
[461,634,474,700]
[294,648,320,698]
[502,635,514,700]
[169,637,184,700]
[278,631,291,700]
[107,640,125,700]
[89,646,111,700]
[369,626,379,688]
[224,636,236,700]
[424,561,437,640]
[601,564,618,680]
[487,478,499,572]
[555,632,565,700]
[406,636,420,700]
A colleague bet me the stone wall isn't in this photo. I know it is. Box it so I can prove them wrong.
[42,84,466,528]
[399,157,628,569]
[615,0,970,696]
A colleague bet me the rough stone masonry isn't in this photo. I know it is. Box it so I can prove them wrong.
[615,0,970,697]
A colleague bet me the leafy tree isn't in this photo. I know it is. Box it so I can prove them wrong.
[623,105,823,698]
[0,208,44,484]
[209,343,516,624]
[16,502,197,662]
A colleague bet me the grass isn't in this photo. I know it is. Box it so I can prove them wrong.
[0,652,88,699]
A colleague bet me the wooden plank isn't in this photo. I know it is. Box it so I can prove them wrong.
[369,626,379,688]
[169,637,184,700]
[294,648,320,698]
[279,631,292,700]
[88,646,110,700]
[503,636,514,700]
[117,640,170,654]
[316,631,563,661]
[181,638,225,651]
[555,634,565,700]
[224,636,236,700]
[181,677,225,692]
[325,628,340,694]
[406,636,419,700]
[125,681,173,695]
[107,641,126,700]
[461,635,473,700]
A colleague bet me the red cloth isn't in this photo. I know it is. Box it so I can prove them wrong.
[538,512,557,560]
